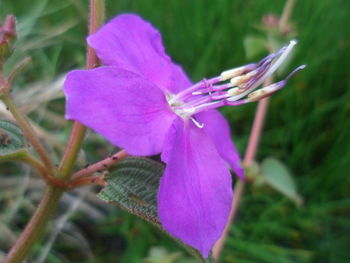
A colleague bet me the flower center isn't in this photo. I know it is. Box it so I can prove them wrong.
[166,40,305,127]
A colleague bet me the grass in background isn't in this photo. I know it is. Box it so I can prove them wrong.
[0,0,349,262]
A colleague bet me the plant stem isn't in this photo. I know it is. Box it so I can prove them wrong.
[0,150,64,187]
[0,93,55,175]
[21,153,67,188]
[57,122,86,180]
[3,187,64,263]
[68,174,107,188]
[279,0,296,33]
[212,0,297,260]
[66,150,128,189]
[58,0,104,181]
[5,57,32,93]
[3,1,105,262]
[212,89,271,261]
[71,150,128,180]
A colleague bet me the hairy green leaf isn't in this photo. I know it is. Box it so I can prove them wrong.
[97,157,210,262]
[97,157,164,225]
[0,119,25,156]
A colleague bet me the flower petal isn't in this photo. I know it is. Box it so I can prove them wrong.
[196,110,244,179]
[158,118,233,257]
[88,14,191,94]
[64,66,176,155]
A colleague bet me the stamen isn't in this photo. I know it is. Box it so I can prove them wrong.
[227,87,243,96]
[227,40,297,102]
[286,65,306,80]
[230,70,257,86]
[167,40,303,120]
[247,80,286,101]
[247,64,306,101]
[169,76,220,104]
[258,40,297,84]
[191,117,204,128]
[189,98,250,114]
[220,63,256,81]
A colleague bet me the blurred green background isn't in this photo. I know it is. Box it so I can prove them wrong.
[0,0,349,262]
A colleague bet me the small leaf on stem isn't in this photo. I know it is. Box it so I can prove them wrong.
[261,157,302,206]
[243,35,267,60]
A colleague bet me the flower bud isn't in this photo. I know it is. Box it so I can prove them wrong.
[0,14,17,66]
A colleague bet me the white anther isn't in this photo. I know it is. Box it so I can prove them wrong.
[227,87,242,96]
[227,40,297,102]
[247,82,282,101]
[247,89,266,101]
[220,66,246,81]
[230,70,256,86]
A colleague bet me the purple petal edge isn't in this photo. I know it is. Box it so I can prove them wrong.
[63,66,176,156]
[196,110,244,179]
[158,118,233,257]
[87,14,191,94]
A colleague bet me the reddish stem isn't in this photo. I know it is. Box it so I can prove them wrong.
[244,98,270,165]
[68,174,108,189]
[3,1,105,262]
[212,78,272,260]
[71,150,128,180]
[58,0,104,180]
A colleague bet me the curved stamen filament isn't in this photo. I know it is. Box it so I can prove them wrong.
[168,76,220,104]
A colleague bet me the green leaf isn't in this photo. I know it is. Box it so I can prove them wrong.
[98,157,209,263]
[0,119,25,156]
[144,247,183,263]
[261,158,302,206]
[97,157,164,225]
[243,35,267,60]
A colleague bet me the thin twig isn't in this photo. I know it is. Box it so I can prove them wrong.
[35,190,87,263]
[21,152,67,188]
[68,174,107,189]
[0,94,55,175]
[279,0,296,33]
[212,81,272,260]
[4,57,32,93]
[58,0,104,181]
[71,150,128,180]
[3,1,105,262]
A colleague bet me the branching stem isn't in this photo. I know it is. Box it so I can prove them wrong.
[71,150,128,180]
[0,93,55,175]
[3,1,105,262]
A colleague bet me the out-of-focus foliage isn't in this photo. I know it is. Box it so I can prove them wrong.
[0,0,349,262]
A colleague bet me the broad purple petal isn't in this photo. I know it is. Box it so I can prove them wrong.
[158,118,233,257]
[88,14,191,94]
[196,110,244,179]
[64,66,176,156]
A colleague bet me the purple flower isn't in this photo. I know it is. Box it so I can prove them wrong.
[63,14,304,257]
